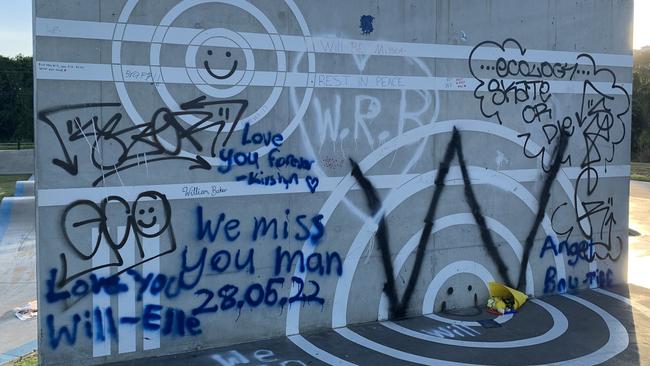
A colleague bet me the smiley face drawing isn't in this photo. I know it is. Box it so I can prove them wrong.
[132,191,172,237]
[439,282,483,316]
[58,190,177,288]
[184,29,257,99]
[131,191,176,260]
[204,49,238,80]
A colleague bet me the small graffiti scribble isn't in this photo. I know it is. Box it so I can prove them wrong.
[321,156,345,169]
[360,15,374,35]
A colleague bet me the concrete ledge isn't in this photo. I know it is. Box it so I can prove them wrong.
[0,340,37,365]
[14,181,34,197]
[0,196,35,246]
[0,150,33,175]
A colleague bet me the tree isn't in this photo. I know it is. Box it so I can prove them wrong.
[0,54,33,143]
[632,47,650,162]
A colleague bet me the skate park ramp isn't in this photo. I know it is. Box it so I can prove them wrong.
[13,180,34,197]
[0,178,36,363]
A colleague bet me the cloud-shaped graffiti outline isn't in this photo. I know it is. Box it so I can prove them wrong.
[574,53,630,168]
[468,38,530,124]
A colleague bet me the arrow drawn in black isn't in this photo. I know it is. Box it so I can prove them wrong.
[38,96,249,185]
[38,102,122,175]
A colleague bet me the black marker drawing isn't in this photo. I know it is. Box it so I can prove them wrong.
[58,191,176,288]
[38,96,248,186]
[351,127,568,318]
[204,49,238,80]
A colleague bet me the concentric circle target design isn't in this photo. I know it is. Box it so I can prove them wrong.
[286,121,573,335]
[283,121,630,364]
[111,0,314,158]
[324,292,628,365]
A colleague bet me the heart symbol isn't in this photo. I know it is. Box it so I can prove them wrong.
[305,176,319,193]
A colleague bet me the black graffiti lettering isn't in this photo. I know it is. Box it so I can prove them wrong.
[522,102,553,124]
[516,132,569,290]
[38,96,249,186]
[349,158,401,316]
[351,128,535,318]
[58,190,176,288]
[546,53,629,263]
[494,54,578,80]
[351,127,570,317]
[37,102,122,175]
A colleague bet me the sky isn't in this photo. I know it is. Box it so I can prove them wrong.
[0,1,32,57]
[0,0,648,57]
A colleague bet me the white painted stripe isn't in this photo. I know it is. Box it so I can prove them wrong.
[34,60,632,94]
[142,227,161,351]
[594,288,650,315]
[36,164,630,207]
[424,312,513,328]
[334,327,481,366]
[34,17,632,67]
[36,18,116,41]
[91,228,112,357]
[36,61,112,81]
[493,313,514,325]
[382,299,568,348]
[546,295,628,366]
[454,324,481,336]
[592,288,632,305]
[306,37,632,68]
[499,165,629,183]
[117,226,136,354]
[288,335,357,366]
[36,174,410,207]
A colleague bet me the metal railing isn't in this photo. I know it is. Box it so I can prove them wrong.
[0,142,35,150]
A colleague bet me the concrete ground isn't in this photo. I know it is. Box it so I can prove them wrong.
[0,179,36,364]
[629,181,650,290]
[107,284,650,365]
[3,181,650,365]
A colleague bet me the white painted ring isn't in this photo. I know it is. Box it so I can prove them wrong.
[112,0,314,167]
[285,121,572,335]
[330,166,563,329]
[334,293,625,365]
[382,299,568,348]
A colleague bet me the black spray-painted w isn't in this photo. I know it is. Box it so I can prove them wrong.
[350,127,568,318]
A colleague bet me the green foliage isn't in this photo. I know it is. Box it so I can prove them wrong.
[631,162,650,182]
[633,47,650,162]
[636,130,650,162]
[0,54,33,143]
[0,174,30,201]
[6,352,38,366]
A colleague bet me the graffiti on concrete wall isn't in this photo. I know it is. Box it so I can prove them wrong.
[352,127,568,317]
[46,195,339,349]
[469,38,629,268]
[34,1,631,364]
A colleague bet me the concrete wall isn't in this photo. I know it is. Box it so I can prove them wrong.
[0,150,33,175]
[34,0,633,364]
